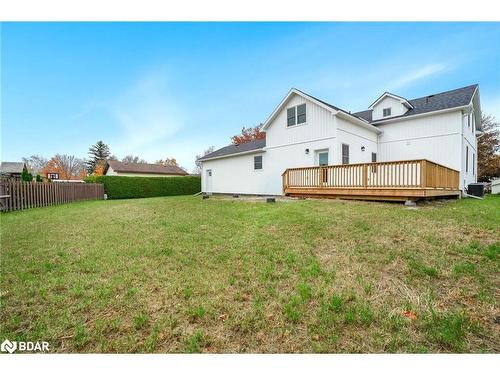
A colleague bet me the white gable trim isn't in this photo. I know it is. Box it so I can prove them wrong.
[369,92,414,110]
[261,89,338,131]
[261,88,375,132]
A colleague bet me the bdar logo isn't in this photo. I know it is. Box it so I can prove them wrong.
[1,339,17,354]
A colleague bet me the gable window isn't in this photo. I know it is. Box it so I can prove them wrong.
[297,104,306,124]
[287,107,296,126]
[254,155,263,170]
[342,144,350,165]
[383,108,391,117]
[287,104,306,126]
[465,146,469,173]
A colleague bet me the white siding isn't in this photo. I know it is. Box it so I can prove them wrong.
[201,91,476,195]
[377,110,468,188]
[265,93,336,148]
[201,152,268,195]
[461,110,478,188]
[372,96,409,121]
[336,117,378,164]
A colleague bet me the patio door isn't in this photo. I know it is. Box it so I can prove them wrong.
[205,169,213,194]
[318,151,329,185]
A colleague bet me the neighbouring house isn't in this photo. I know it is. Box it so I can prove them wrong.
[0,162,28,179]
[491,179,500,195]
[103,160,188,177]
[198,84,481,201]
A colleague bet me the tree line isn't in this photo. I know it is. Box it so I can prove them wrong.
[21,113,500,181]
[22,141,186,181]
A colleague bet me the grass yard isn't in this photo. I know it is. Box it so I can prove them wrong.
[1,195,499,353]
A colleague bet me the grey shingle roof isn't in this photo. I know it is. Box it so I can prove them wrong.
[106,160,188,175]
[198,138,266,161]
[354,84,478,123]
[0,162,26,174]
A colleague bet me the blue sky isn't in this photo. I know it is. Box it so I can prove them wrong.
[1,22,499,171]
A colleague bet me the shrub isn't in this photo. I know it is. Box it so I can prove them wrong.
[84,175,201,199]
[21,168,33,182]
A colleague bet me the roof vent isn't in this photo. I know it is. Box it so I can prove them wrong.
[426,94,435,103]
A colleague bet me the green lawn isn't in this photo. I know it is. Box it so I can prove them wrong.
[1,195,499,353]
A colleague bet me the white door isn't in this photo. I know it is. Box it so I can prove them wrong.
[205,169,213,194]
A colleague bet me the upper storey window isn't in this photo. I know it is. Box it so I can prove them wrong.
[383,107,392,117]
[287,104,306,126]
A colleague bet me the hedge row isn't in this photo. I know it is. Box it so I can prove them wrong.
[84,175,201,199]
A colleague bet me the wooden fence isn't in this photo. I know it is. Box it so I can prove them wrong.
[0,181,105,212]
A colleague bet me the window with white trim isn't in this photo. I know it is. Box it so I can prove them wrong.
[383,108,391,117]
[286,104,306,126]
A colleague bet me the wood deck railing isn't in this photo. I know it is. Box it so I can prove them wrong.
[282,159,459,192]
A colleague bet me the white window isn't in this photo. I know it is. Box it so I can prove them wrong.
[48,173,59,179]
[254,155,263,170]
[286,104,306,126]
[383,108,391,117]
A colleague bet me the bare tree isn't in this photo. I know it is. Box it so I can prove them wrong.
[22,155,48,175]
[122,155,147,164]
[193,146,215,174]
[156,158,179,167]
[45,154,87,180]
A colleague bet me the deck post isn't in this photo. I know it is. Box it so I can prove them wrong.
[362,164,368,188]
[421,160,427,189]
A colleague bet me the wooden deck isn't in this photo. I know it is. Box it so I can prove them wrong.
[282,159,460,201]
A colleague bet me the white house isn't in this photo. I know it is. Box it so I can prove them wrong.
[198,84,480,199]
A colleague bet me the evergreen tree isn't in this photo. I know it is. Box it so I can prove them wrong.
[87,140,111,174]
[21,167,33,182]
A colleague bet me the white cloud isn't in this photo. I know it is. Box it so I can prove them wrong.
[108,69,184,159]
[386,63,447,91]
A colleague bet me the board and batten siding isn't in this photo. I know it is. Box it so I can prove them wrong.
[371,96,409,121]
[265,93,337,149]
[201,94,382,195]
[336,117,378,165]
[377,111,460,166]
[461,110,478,189]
